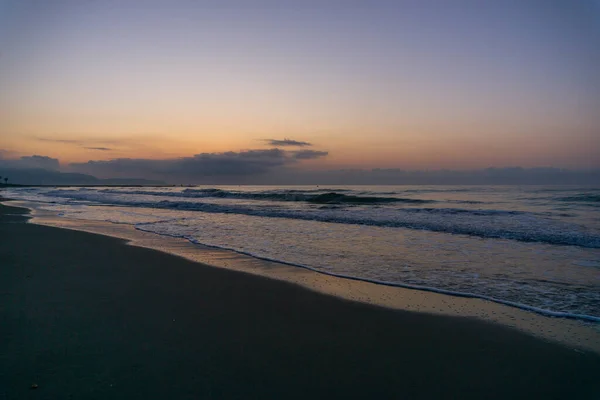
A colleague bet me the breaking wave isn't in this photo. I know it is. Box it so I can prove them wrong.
[98,188,434,204]
[558,194,600,203]
[40,189,600,248]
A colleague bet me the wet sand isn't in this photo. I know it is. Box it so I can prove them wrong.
[1,203,599,399]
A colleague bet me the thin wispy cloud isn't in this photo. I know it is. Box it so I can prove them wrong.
[85,147,113,151]
[34,136,121,146]
[263,138,312,147]
[32,135,176,155]
[35,137,83,144]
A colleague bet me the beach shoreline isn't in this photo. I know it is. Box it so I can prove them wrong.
[1,201,600,398]
[8,199,600,354]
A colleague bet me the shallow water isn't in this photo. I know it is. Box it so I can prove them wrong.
[6,185,600,320]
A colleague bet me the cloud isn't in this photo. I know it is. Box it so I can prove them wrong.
[291,150,329,159]
[34,136,121,149]
[3,149,597,185]
[35,137,83,144]
[0,154,60,170]
[69,148,328,181]
[32,135,179,156]
[19,155,60,170]
[263,138,312,147]
[85,147,113,151]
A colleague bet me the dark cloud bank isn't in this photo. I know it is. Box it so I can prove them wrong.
[1,149,599,185]
[69,149,329,182]
[0,154,161,185]
[0,155,60,171]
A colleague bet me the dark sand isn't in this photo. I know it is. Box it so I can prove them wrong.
[1,203,599,399]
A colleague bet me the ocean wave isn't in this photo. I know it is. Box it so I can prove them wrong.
[400,188,479,193]
[402,207,524,216]
[40,190,600,248]
[97,188,435,204]
[558,194,600,203]
[534,187,600,193]
[306,192,430,204]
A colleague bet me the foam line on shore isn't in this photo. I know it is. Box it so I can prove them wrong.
[6,197,600,322]
[6,198,600,353]
[134,224,600,323]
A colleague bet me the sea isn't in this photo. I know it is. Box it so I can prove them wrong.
[5,185,600,322]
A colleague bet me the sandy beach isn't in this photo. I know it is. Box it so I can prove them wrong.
[1,202,599,399]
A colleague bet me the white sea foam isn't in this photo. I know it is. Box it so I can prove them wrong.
[135,223,600,323]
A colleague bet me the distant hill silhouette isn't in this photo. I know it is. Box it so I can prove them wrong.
[0,168,165,186]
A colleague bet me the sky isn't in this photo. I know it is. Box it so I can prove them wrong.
[0,0,599,183]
